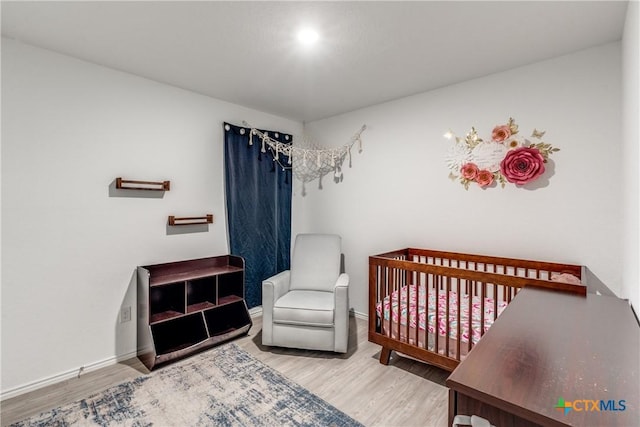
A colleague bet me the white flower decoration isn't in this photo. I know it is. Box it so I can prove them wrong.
[445,142,472,172]
[471,141,507,173]
[444,117,559,190]
[503,135,531,150]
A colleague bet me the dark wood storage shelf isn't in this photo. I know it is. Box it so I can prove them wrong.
[218,295,243,305]
[187,301,216,313]
[150,310,184,324]
[138,255,251,370]
[149,265,243,286]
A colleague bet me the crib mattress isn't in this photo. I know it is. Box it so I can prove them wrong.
[376,284,508,345]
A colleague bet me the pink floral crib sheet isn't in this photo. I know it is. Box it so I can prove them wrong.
[375,284,508,345]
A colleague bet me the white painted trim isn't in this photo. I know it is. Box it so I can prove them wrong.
[2,309,365,400]
[0,350,138,401]
[351,309,368,321]
[248,306,263,318]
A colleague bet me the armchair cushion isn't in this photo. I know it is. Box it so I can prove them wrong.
[289,234,341,292]
[273,290,334,327]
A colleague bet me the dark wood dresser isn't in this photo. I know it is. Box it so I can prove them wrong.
[446,287,639,426]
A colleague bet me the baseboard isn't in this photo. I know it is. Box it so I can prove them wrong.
[0,350,138,401]
[248,306,263,318]
[351,309,368,321]
[3,309,370,400]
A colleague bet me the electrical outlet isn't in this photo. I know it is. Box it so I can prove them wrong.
[121,306,132,323]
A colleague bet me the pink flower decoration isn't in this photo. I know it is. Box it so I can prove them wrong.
[500,147,546,185]
[460,163,479,180]
[476,170,494,187]
[491,125,511,142]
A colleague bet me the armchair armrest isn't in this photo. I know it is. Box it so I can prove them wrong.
[263,270,291,304]
[334,273,349,289]
[334,273,350,353]
[262,270,291,346]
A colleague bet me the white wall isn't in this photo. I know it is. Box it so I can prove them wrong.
[295,43,624,316]
[622,0,640,312]
[0,38,302,397]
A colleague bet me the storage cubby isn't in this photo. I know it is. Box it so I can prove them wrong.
[137,255,251,370]
[149,283,185,323]
[151,313,208,355]
[204,301,252,336]
[218,271,244,305]
[187,277,216,313]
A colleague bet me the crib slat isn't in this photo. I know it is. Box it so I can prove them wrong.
[382,266,388,301]
[385,267,393,341]
[480,281,486,339]
[395,269,401,343]
[456,278,461,360]
[422,272,426,348]
[493,282,498,322]
[467,279,473,354]
[434,274,439,354]
[404,272,410,346]
[446,276,451,358]
[416,271,421,349]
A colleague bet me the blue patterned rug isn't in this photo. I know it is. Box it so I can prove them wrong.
[11,343,362,426]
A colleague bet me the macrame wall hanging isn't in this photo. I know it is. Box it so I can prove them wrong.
[242,121,366,196]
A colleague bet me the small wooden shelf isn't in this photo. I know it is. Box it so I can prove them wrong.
[168,215,213,226]
[116,177,170,191]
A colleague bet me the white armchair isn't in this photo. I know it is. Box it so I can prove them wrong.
[262,234,350,353]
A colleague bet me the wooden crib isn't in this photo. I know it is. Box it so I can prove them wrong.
[369,248,586,371]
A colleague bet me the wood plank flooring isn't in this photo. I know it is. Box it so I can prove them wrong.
[1,316,449,426]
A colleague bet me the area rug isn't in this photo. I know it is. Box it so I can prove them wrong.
[11,343,362,427]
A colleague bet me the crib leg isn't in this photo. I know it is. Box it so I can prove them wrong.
[379,347,392,365]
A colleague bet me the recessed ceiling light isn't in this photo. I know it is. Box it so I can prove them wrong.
[297,28,319,45]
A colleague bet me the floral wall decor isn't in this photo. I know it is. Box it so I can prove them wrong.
[445,118,559,189]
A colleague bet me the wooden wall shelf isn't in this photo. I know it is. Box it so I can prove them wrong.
[116,177,170,191]
[168,215,213,226]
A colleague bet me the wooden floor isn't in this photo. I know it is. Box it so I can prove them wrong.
[1,316,450,426]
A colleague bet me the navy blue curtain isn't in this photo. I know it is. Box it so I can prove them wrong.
[224,122,292,308]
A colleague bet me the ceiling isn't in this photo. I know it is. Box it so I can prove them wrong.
[1,1,629,123]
